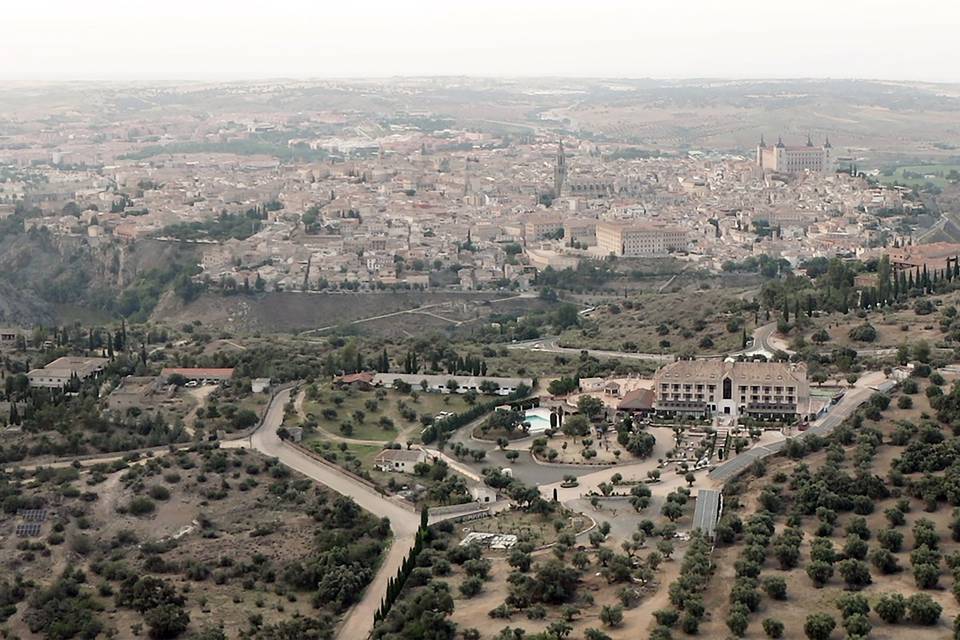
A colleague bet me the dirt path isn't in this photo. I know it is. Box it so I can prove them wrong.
[183,385,216,436]
[622,558,681,633]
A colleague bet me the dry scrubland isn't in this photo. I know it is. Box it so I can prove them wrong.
[797,289,960,351]
[0,447,388,639]
[558,289,752,355]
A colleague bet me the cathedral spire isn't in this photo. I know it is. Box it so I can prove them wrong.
[553,139,567,198]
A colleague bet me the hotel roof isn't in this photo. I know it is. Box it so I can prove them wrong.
[656,360,806,384]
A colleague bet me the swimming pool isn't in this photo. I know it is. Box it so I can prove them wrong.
[523,407,553,435]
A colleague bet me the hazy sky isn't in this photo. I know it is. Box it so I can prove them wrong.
[4,0,958,82]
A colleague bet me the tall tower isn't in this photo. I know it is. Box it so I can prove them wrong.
[553,141,566,198]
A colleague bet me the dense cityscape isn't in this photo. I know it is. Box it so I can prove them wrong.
[3,8,960,640]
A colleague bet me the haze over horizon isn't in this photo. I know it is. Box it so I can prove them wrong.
[4,0,958,83]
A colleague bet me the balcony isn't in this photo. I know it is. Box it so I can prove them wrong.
[657,400,708,412]
[746,402,797,414]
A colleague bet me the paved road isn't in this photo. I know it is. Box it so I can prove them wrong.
[707,378,895,484]
[242,388,502,638]
[507,338,675,363]
[729,322,783,358]
[238,388,421,639]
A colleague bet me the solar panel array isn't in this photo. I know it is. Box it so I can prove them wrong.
[15,522,41,537]
[18,509,47,522]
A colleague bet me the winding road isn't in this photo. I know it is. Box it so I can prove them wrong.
[9,388,428,640]
[232,387,421,639]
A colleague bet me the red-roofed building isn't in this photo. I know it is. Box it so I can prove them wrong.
[617,388,655,414]
[334,372,376,390]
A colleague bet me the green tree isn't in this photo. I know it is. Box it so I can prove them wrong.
[762,618,784,639]
[804,613,835,640]
[875,593,906,623]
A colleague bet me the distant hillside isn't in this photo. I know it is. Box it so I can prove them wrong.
[152,290,512,334]
[918,212,960,244]
[0,280,54,327]
[0,225,199,327]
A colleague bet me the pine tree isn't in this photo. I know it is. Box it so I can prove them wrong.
[380,348,390,373]
[782,298,790,323]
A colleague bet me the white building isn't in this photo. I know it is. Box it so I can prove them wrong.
[372,373,532,396]
[27,356,109,389]
[374,448,427,473]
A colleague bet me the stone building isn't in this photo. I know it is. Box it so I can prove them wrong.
[653,360,809,420]
[756,135,833,174]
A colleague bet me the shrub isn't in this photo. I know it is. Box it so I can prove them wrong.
[128,497,156,516]
[726,603,749,637]
[875,592,906,623]
[762,618,784,639]
[804,613,835,640]
[148,486,171,501]
[907,593,942,625]
[653,609,678,627]
[836,593,869,618]
[848,323,877,343]
[761,576,787,600]
[459,577,483,598]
